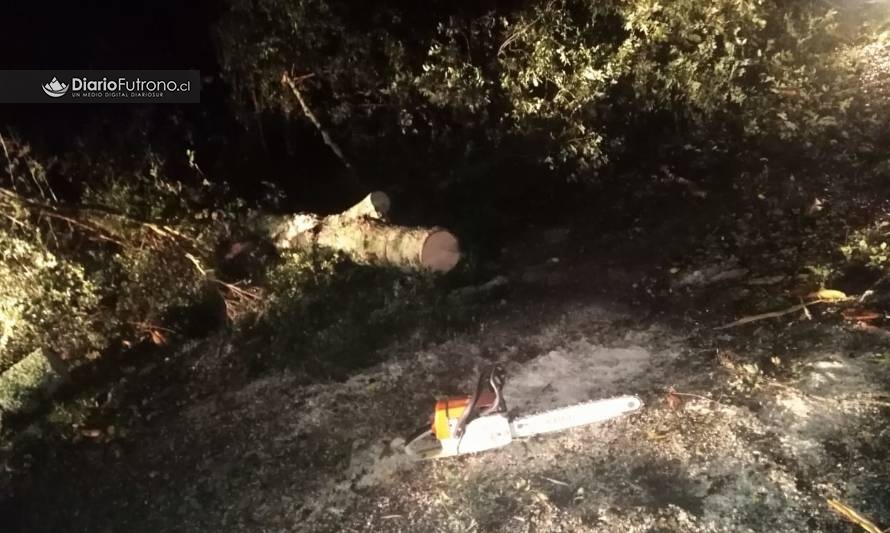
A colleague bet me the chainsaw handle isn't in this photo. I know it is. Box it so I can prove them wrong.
[481,369,505,416]
[453,366,506,438]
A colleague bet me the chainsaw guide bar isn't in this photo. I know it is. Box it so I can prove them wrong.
[405,367,643,459]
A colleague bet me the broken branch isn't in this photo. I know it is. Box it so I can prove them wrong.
[281,71,353,170]
[715,299,837,330]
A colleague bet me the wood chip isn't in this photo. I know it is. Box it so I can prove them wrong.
[665,390,683,410]
[851,323,890,340]
[807,289,847,301]
[842,308,881,322]
[646,429,671,441]
[541,476,570,487]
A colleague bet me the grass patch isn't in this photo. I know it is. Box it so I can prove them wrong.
[253,250,479,378]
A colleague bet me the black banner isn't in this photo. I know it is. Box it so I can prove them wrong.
[0,70,201,103]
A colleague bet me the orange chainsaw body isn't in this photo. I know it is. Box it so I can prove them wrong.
[405,367,511,459]
[432,387,499,440]
[433,396,471,440]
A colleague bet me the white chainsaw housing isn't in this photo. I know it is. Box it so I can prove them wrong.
[438,413,513,457]
[509,395,643,438]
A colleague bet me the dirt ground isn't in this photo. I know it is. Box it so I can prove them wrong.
[5,223,890,533]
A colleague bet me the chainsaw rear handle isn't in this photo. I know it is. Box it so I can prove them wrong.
[453,365,506,438]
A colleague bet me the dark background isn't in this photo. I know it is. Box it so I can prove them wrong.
[0,1,586,228]
[1,1,222,123]
[0,1,354,211]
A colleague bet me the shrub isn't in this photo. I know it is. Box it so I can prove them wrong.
[0,132,233,368]
[0,231,100,371]
[217,0,869,185]
[841,218,890,270]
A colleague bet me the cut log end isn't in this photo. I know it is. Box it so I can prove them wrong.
[421,230,460,272]
[367,191,391,217]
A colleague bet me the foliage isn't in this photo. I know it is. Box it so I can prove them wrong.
[0,131,235,371]
[0,0,885,379]
[841,217,890,270]
[76,149,241,331]
[0,232,100,371]
[260,250,463,376]
[217,0,880,187]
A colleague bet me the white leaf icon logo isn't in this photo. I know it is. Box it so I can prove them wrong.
[42,77,69,98]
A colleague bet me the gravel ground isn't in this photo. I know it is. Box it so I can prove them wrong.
[11,285,889,533]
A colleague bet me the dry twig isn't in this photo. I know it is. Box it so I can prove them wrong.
[0,186,204,252]
[667,387,730,408]
[715,299,838,330]
[184,252,262,321]
[827,499,884,533]
[0,132,16,189]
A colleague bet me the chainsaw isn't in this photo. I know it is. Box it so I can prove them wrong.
[405,367,643,459]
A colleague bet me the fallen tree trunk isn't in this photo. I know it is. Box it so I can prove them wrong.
[2,185,460,273]
[264,191,461,273]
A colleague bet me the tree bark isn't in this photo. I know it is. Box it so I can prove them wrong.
[265,192,460,272]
